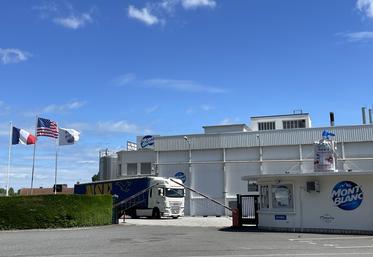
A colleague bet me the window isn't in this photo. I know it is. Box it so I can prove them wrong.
[127,163,137,175]
[140,162,152,175]
[271,184,293,209]
[283,119,306,129]
[258,121,276,131]
[165,188,185,198]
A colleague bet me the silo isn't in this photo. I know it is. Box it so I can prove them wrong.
[98,149,118,180]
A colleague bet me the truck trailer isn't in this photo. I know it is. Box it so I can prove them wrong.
[74,176,185,218]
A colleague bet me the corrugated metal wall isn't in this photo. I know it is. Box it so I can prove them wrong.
[155,125,373,151]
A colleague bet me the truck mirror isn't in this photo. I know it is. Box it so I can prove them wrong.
[158,188,164,196]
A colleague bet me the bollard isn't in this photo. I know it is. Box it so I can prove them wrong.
[112,194,119,224]
[232,208,241,227]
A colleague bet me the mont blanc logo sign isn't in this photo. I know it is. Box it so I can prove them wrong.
[174,171,186,183]
[140,135,154,148]
[331,181,363,211]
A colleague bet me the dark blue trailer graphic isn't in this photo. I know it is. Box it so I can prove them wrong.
[74,177,185,218]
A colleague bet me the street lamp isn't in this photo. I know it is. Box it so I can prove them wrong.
[256,134,263,174]
[184,136,192,215]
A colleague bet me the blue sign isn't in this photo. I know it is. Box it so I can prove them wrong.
[275,215,287,220]
[332,181,363,211]
[174,171,186,183]
[140,135,154,148]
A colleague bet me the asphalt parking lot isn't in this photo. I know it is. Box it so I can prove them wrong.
[1,217,373,257]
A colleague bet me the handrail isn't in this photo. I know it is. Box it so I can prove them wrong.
[114,183,159,208]
[170,179,232,211]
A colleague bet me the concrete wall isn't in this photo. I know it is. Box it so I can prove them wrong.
[117,150,156,176]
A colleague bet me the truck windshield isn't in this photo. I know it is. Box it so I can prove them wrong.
[165,188,184,198]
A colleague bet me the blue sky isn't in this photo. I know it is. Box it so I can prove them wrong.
[1,0,373,190]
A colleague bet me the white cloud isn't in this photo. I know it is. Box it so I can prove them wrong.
[185,107,194,115]
[42,100,86,114]
[181,0,216,9]
[33,2,94,29]
[201,104,213,111]
[0,101,11,115]
[113,73,136,86]
[337,31,373,42]
[0,48,30,64]
[128,5,160,25]
[0,122,10,136]
[53,13,92,29]
[357,0,373,18]
[143,78,227,93]
[97,120,153,135]
[114,74,227,94]
[220,117,240,125]
[145,105,159,114]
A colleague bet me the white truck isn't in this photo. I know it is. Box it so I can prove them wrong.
[74,176,185,219]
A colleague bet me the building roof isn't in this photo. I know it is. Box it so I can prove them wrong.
[250,113,310,119]
[154,124,373,151]
[202,124,249,129]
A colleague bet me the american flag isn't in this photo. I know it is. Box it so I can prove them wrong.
[37,117,59,138]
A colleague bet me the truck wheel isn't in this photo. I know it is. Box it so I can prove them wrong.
[129,209,138,219]
[152,208,161,219]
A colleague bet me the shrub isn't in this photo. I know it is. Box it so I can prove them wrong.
[0,194,112,230]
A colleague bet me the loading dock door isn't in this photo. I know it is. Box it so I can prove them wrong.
[237,194,259,226]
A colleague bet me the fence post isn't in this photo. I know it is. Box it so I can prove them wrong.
[236,194,242,227]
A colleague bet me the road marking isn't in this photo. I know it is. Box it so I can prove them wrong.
[335,245,373,249]
[187,253,373,257]
[289,236,373,241]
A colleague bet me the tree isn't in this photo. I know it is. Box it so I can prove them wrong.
[8,187,16,196]
[0,187,17,196]
[92,173,99,182]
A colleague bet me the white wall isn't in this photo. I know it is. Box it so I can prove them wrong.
[256,174,373,232]
[155,141,373,216]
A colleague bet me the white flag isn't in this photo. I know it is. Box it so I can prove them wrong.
[59,128,80,145]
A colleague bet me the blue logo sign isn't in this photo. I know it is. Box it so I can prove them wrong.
[174,171,186,183]
[140,135,154,148]
[332,181,363,211]
[275,215,287,221]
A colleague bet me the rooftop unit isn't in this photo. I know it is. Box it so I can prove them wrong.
[203,124,251,134]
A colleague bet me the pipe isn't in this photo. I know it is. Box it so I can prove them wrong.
[362,107,366,124]
[329,112,334,127]
[369,108,372,124]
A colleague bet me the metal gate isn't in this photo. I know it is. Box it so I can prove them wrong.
[237,194,259,226]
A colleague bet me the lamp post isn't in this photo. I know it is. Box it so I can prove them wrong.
[256,134,263,174]
[184,136,192,215]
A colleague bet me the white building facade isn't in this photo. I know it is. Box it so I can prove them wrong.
[102,114,373,216]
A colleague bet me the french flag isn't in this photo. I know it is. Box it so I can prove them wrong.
[12,127,36,145]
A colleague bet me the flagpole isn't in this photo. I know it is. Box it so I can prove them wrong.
[30,115,38,195]
[6,121,12,197]
[54,138,59,195]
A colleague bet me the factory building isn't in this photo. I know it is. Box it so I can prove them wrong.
[99,112,373,216]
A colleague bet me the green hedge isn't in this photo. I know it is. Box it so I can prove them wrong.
[0,194,112,230]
